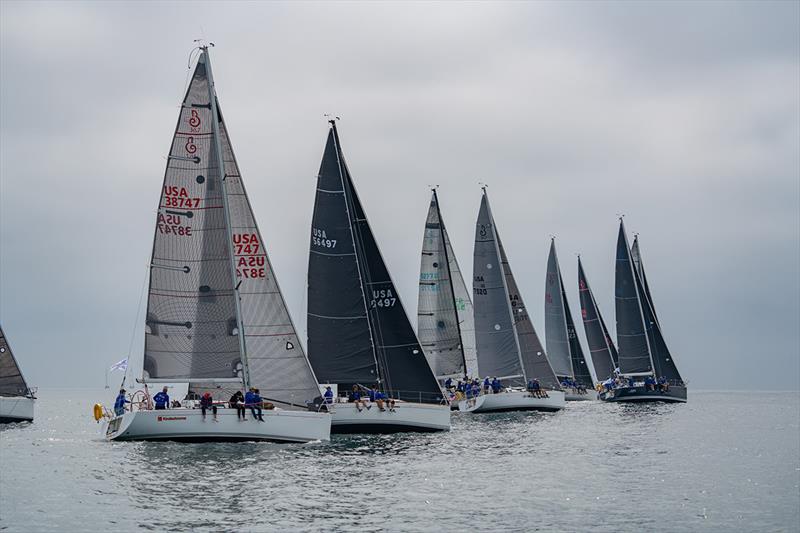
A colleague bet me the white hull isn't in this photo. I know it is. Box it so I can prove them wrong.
[105,407,331,443]
[329,401,451,433]
[0,396,34,423]
[458,390,565,413]
[564,389,598,401]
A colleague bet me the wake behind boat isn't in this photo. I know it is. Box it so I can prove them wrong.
[600,220,687,403]
[462,189,565,414]
[103,46,330,442]
[306,121,450,433]
[0,325,35,424]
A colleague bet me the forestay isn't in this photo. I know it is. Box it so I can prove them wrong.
[418,190,466,380]
[614,220,654,375]
[578,257,618,381]
[0,326,30,397]
[308,122,443,404]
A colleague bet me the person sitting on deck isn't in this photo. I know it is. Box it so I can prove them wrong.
[627,377,635,387]
[200,392,217,421]
[456,380,465,393]
[349,385,369,412]
[245,388,265,422]
[658,376,669,392]
[471,382,481,399]
[229,390,246,420]
[533,378,546,398]
[323,386,334,405]
[444,378,453,391]
[491,377,502,394]
[644,375,656,391]
[153,387,169,410]
[527,379,538,397]
[483,377,491,393]
[114,389,130,416]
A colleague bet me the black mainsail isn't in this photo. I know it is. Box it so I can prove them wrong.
[307,122,443,404]
[142,48,321,407]
[578,257,618,381]
[417,189,476,380]
[614,219,655,376]
[0,326,31,397]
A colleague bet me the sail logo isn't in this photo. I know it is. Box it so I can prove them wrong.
[312,227,337,249]
[579,280,587,290]
[185,136,197,154]
[163,186,200,209]
[188,109,202,129]
[233,233,260,255]
[157,213,192,237]
[545,293,553,304]
[370,288,397,309]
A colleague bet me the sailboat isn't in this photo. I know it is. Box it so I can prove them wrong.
[462,189,565,413]
[0,326,35,424]
[599,220,687,403]
[544,239,597,400]
[417,188,477,408]
[105,46,331,442]
[577,256,618,383]
[307,121,451,433]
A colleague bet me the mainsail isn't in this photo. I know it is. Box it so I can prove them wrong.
[307,122,443,404]
[0,326,30,397]
[578,257,618,381]
[614,220,654,375]
[418,189,474,380]
[143,48,320,406]
[544,240,573,378]
[561,270,594,387]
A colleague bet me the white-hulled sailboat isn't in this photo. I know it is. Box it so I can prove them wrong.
[417,188,478,408]
[460,189,565,413]
[544,239,597,400]
[599,220,687,403]
[0,326,35,424]
[307,121,450,433]
[104,47,330,442]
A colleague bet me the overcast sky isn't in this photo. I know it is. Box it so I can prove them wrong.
[1,1,798,390]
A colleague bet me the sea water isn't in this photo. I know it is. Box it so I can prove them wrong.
[1,390,798,532]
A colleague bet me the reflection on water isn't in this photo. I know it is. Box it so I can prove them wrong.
[1,389,798,532]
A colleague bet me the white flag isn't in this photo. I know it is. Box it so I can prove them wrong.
[109,358,128,372]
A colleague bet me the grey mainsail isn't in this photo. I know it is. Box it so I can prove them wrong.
[444,216,478,378]
[143,51,241,382]
[473,191,526,385]
[497,236,559,388]
[418,189,467,380]
[0,326,30,397]
[614,220,654,375]
[561,270,594,387]
[578,257,618,381]
[307,122,443,404]
[544,240,573,378]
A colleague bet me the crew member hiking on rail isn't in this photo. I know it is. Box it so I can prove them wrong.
[245,388,265,422]
[200,392,217,421]
[229,390,246,420]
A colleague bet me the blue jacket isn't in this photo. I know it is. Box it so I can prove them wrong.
[114,394,129,410]
[244,391,255,405]
[153,391,169,408]
[323,389,334,403]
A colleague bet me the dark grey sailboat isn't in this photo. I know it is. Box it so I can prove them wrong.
[600,220,687,403]
[577,256,618,382]
[307,121,450,432]
[0,325,35,423]
[544,239,595,399]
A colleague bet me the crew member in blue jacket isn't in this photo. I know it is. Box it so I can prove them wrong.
[323,386,334,404]
[114,388,130,416]
[153,387,169,410]
[245,387,265,421]
[491,377,501,394]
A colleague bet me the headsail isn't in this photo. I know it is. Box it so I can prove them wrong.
[631,235,659,326]
[472,191,528,386]
[498,236,559,388]
[307,122,442,404]
[614,220,654,375]
[561,269,594,387]
[143,50,242,383]
[0,326,30,397]
[578,257,618,381]
[418,189,468,380]
[544,240,573,378]
[444,213,478,378]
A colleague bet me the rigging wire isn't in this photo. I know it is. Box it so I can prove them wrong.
[121,263,149,389]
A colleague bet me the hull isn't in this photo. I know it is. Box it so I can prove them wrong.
[105,407,331,443]
[599,385,687,403]
[564,389,598,401]
[0,396,34,423]
[458,390,565,413]
[330,401,451,433]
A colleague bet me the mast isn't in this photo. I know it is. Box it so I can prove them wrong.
[330,120,381,381]
[484,188,527,382]
[433,188,468,375]
[204,46,250,389]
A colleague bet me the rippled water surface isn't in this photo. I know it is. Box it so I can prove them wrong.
[1,389,798,531]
